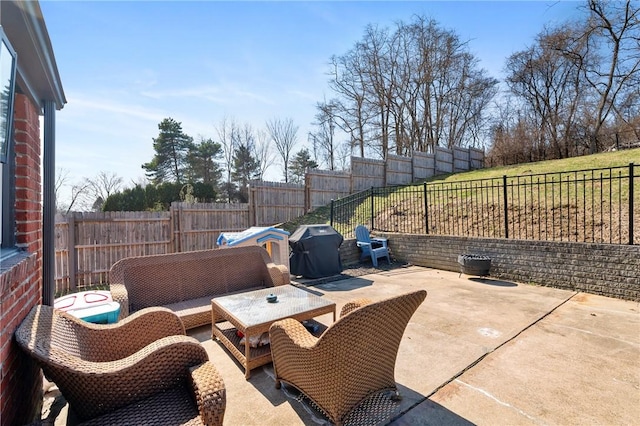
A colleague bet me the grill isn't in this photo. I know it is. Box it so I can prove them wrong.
[289,225,343,279]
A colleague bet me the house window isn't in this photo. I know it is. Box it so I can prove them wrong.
[0,27,17,254]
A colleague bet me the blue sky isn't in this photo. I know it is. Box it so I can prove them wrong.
[40,1,582,203]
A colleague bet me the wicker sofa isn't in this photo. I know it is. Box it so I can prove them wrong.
[110,245,290,329]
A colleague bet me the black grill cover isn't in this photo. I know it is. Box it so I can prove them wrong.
[289,225,343,278]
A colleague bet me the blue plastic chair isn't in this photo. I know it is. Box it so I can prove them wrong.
[355,225,391,267]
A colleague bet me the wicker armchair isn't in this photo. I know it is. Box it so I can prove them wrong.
[14,305,226,425]
[269,289,427,425]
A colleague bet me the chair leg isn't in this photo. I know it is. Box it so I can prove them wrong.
[371,252,378,267]
[275,379,281,389]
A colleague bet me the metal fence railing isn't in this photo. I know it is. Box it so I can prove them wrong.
[331,163,638,245]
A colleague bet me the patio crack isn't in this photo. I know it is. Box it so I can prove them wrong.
[387,290,579,424]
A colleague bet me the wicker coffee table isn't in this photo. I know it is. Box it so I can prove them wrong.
[211,284,336,379]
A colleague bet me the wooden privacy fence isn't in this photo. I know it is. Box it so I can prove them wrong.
[351,146,484,190]
[54,146,484,295]
[55,204,253,295]
[249,181,306,225]
[55,211,172,294]
[252,146,485,216]
[171,202,250,253]
[305,169,352,210]
[308,146,485,209]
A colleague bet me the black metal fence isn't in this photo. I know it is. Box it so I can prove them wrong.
[331,163,638,245]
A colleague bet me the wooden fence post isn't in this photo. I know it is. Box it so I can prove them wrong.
[172,202,182,253]
[67,213,77,292]
[349,170,354,194]
[169,203,176,253]
[383,159,388,187]
[304,174,311,212]
[411,152,417,182]
[249,186,257,226]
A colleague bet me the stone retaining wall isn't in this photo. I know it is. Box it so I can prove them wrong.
[339,241,361,266]
[343,234,639,301]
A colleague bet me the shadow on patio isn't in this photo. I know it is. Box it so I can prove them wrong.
[39,265,639,425]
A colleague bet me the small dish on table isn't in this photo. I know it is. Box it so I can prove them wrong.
[266,294,278,303]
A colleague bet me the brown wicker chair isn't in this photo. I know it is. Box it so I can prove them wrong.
[269,289,427,425]
[14,305,226,425]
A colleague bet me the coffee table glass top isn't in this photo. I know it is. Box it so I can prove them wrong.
[212,285,334,328]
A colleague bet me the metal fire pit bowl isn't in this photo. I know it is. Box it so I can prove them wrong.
[458,254,492,277]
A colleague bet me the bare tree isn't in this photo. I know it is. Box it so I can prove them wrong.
[311,99,340,170]
[328,52,372,157]
[87,171,123,211]
[54,167,70,211]
[253,128,275,180]
[336,142,353,171]
[129,175,150,188]
[561,0,640,152]
[499,0,639,160]
[327,15,498,158]
[266,118,299,183]
[401,16,498,151]
[55,167,93,213]
[64,180,92,214]
[506,27,586,159]
[585,0,639,151]
[488,96,543,165]
[215,116,238,202]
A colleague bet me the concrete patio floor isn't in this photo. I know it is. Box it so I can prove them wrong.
[44,265,639,425]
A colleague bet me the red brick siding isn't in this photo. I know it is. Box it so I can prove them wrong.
[0,93,44,426]
[13,94,42,255]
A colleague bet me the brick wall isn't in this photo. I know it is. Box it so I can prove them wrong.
[13,94,43,254]
[377,233,639,302]
[0,93,44,426]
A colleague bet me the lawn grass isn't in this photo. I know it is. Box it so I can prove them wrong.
[436,148,639,183]
[279,205,332,235]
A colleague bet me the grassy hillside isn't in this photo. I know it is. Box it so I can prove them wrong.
[437,148,640,183]
[280,205,332,234]
[280,148,640,234]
